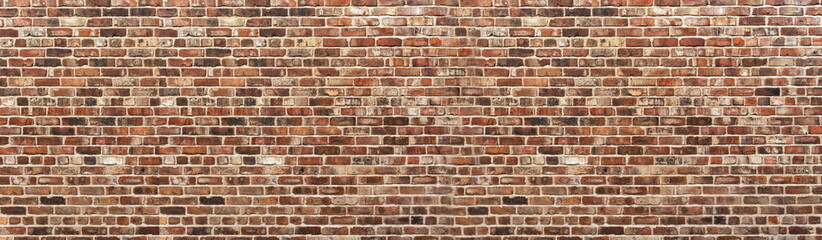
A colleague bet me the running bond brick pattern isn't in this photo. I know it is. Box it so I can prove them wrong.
[0,0,821,238]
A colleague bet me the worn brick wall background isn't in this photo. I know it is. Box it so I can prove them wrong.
[0,0,821,238]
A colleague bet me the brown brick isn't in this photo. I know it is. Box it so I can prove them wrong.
[1,207,26,215]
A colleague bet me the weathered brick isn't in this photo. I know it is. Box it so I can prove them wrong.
[0,1,817,239]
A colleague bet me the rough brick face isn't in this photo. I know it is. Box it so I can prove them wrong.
[0,0,821,238]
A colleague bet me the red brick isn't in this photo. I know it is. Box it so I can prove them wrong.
[0,2,817,239]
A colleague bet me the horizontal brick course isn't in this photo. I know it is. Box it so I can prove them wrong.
[0,0,821,238]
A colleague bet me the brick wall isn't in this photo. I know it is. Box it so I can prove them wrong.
[0,0,821,238]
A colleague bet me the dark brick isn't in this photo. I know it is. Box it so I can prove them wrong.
[383,117,409,126]
[295,227,321,235]
[467,207,489,215]
[160,207,186,215]
[199,196,225,205]
[755,88,780,96]
[40,196,66,205]
[100,28,126,37]
[259,28,286,37]
[136,227,160,235]
[1,207,26,215]
[687,117,712,125]
[29,227,52,235]
[502,196,528,205]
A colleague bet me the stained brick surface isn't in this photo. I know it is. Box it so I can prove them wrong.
[0,0,821,238]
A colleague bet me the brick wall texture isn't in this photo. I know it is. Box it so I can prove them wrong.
[0,0,821,238]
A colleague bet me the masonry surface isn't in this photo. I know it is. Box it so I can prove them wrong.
[0,0,820,238]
